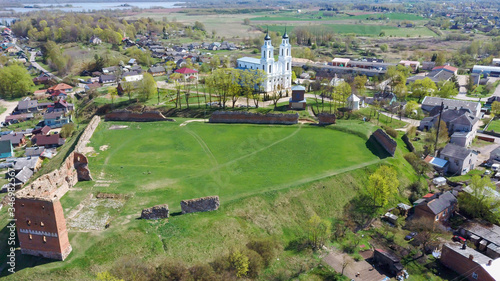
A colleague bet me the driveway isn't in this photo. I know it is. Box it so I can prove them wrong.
[323,249,388,281]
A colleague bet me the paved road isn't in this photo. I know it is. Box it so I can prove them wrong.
[29,51,61,82]
[454,76,500,102]
[378,110,420,128]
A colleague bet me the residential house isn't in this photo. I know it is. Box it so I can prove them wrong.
[414,191,457,223]
[86,77,100,83]
[128,58,137,65]
[148,66,166,76]
[422,61,436,71]
[0,133,26,147]
[122,71,143,82]
[373,249,404,276]
[33,89,49,100]
[490,146,500,163]
[32,73,51,85]
[16,100,38,113]
[43,112,72,128]
[0,140,13,159]
[458,222,500,259]
[32,133,65,148]
[421,96,482,118]
[89,35,102,45]
[433,65,459,75]
[84,82,101,93]
[441,243,500,281]
[12,166,33,187]
[47,83,73,95]
[450,131,474,147]
[399,60,420,71]
[25,146,45,158]
[174,67,198,81]
[407,67,456,85]
[13,157,42,172]
[130,65,143,73]
[331,57,350,67]
[5,113,33,124]
[439,143,477,175]
[419,108,480,136]
[102,66,119,74]
[47,100,74,113]
[99,74,117,84]
[32,125,51,136]
[49,90,67,101]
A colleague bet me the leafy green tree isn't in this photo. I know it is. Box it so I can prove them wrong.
[0,64,35,99]
[459,175,500,224]
[108,86,118,105]
[140,73,156,102]
[410,78,437,103]
[404,100,419,118]
[353,75,367,96]
[467,75,476,94]
[436,81,458,98]
[368,166,399,207]
[306,214,331,250]
[434,52,446,66]
[492,101,500,117]
[60,123,76,138]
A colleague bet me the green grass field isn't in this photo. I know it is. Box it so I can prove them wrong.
[251,12,425,22]
[0,119,420,280]
[487,119,500,132]
[264,24,436,37]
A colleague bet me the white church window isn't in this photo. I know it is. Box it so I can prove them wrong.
[269,65,271,72]
[268,51,271,58]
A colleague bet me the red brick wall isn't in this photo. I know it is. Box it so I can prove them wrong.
[372,129,397,156]
[105,110,173,122]
[318,113,336,125]
[441,244,495,281]
[15,198,72,260]
[209,111,298,125]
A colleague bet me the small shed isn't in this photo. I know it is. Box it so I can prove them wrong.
[433,177,447,187]
[374,249,404,276]
[346,93,360,110]
[397,203,412,216]
[383,212,398,225]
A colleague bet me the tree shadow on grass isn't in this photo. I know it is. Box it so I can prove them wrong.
[0,223,56,277]
[344,193,379,231]
[366,135,391,160]
[285,238,310,254]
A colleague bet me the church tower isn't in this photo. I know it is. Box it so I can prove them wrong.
[260,29,274,75]
[279,28,292,89]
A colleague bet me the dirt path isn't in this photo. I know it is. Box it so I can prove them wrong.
[179,119,206,126]
[184,127,219,166]
[0,99,18,123]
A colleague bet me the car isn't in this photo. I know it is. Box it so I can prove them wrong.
[405,232,417,241]
[453,235,466,243]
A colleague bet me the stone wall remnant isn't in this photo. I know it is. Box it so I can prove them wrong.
[181,196,220,214]
[371,129,397,156]
[317,113,336,125]
[105,110,174,122]
[209,111,298,125]
[141,204,170,219]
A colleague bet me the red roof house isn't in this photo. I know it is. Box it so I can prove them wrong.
[174,67,198,81]
[432,65,458,75]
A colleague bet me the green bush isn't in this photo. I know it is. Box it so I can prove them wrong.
[382,125,398,138]
[60,123,76,138]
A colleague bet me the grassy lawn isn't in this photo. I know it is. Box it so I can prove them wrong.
[0,118,423,280]
[487,119,500,132]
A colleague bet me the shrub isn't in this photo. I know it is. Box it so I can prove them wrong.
[246,238,283,266]
[244,249,264,278]
[154,260,192,281]
[382,125,398,138]
[60,122,76,138]
[189,264,218,281]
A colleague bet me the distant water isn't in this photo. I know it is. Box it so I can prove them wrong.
[8,2,184,13]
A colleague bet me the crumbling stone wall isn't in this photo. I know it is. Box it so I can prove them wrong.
[141,204,169,219]
[371,129,397,156]
[181,196,220,214]
[209,111,298,125]
[74,152,92,181]
[75,115,100,153]
[317,113,336,125]
[105,110,174,122]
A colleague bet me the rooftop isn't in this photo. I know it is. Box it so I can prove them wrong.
[440,143,473,160]
[443,243,492,266]
[237,57,261,65]
[462,222,500,245]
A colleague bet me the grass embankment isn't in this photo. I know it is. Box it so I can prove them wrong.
[0,120,418,280]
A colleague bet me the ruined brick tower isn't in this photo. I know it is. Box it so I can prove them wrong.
[15,197,72,260]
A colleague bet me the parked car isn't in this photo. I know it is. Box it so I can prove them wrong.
[453,235,466,243]
[405,232,417,241]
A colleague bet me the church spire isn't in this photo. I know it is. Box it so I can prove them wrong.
[264,27,271,41]
[283,26,289,39]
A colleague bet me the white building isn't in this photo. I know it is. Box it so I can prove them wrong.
[346,93,360,110]
[236,30,292,93]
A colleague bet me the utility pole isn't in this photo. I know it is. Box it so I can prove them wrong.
[434,101,444,157]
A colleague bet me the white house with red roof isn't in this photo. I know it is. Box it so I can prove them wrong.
[174,67,198,81]
[432,65,459,75]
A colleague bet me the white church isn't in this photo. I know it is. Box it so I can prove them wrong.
[237,30,292,93]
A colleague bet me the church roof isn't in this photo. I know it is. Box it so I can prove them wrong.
[264,29,271,40]
[237,57,261,65]
[347,93,360,102]
[283,27,289,39]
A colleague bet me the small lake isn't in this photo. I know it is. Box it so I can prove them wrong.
[7,2,184,13]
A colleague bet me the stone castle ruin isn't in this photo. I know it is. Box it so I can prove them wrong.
[14,115,100,260]
[209,111,298,125]
[181,196,220,214]
[317,113,336,125]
